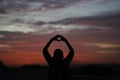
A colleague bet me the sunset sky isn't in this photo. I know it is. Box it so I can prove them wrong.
[0,0,120,67]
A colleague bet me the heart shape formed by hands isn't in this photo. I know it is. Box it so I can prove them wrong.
[57,37,61,42]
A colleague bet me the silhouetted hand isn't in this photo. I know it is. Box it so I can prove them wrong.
[56,35,62,42]
[50,35,67,42]
[51,35,62,42]
[51,35,58,41]
[59,35,67,42]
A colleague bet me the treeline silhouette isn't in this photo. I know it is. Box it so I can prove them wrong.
[71,64,120,76]
[0,61,47,80]
[0,61,120,80]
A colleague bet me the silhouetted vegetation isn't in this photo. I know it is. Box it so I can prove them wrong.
[0,60,120,80]
[71,64,120,76]
[0,61,47,80]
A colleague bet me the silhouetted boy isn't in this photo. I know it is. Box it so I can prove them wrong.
[43,35,74,80]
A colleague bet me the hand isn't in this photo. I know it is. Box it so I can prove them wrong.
[51,35,62,42]
[51,35,67,42]
[59,35,67,42]
[51,35,58,41]
[56,35,62,42]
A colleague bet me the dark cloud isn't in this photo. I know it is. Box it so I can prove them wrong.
[49,11,120,25]
[33,21,46,26]
[0,0,81,12]
[0,7,6,14]
[0,31,24,42]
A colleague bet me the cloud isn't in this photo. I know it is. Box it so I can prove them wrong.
[84,43,120,48]
[0,34,5,38]
[22,0,120,22]
[0,19,116,34]
[0,23,100,34]
[0,7,6,14]
[50,11,120,26]
[35,24,91,34]
[1,0,120,23]
[0,0,120,35]
[0,0,79,12]
[0,24,35,33]
[0,44,11,48]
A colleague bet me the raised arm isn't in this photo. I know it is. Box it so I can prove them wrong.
[60,35,74,65]
[43,35,58,64]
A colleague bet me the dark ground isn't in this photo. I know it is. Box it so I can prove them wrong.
[0,62,120,80]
